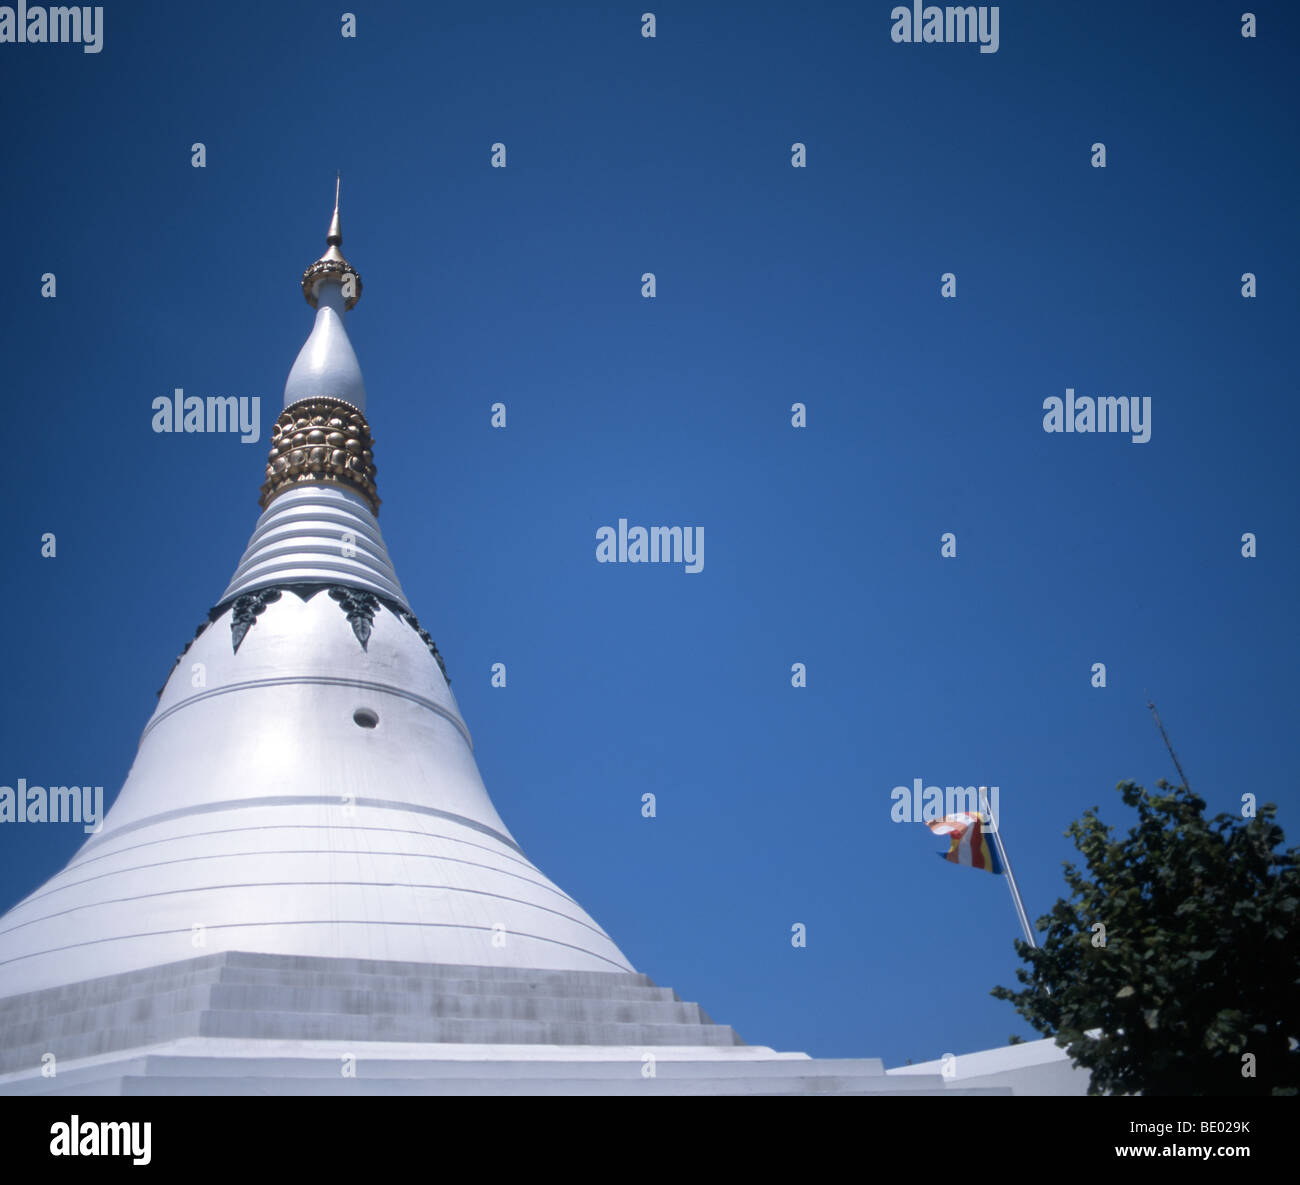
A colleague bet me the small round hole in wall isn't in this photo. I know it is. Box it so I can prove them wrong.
[353,708,379,729]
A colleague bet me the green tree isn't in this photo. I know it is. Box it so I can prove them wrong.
[992,780,1298,1095]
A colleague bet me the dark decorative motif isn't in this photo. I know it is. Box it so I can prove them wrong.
[188,583,451,682]
[395,606,451,685]
[156,619,212,699]
[230,588,282,653]
[329,586,380,651]
[260,397,379,514]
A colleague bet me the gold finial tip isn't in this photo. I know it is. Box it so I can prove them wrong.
[326,176,342,246]
[302,176,361,310]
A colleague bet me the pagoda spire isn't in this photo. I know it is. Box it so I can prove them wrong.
[267,181,377,519]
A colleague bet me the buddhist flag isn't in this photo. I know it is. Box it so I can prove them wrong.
[927,812,1003,874]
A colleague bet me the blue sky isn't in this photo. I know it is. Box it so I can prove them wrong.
[1,1,1297,1066]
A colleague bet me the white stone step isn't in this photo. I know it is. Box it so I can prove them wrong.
[215,964,678,1002]
[219,950,658,989]
[101,1073,987,1096]
[198,1007,744,1047]
[1,984,213,1048]
[203,981,705,1024]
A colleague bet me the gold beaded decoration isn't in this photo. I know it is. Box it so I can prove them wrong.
[259,397,380,514]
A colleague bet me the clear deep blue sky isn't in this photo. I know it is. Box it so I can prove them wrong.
[1,2,1297,1066]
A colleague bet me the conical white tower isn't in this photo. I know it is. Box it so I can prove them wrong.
[0,193,989,1096]
[0,187,632,994]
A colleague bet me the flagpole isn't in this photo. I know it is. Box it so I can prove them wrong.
[980,786,1036,948]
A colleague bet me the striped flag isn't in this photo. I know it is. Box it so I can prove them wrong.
[927,811,1003,874]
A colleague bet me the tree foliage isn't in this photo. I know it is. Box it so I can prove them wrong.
[992,780,1298,1095]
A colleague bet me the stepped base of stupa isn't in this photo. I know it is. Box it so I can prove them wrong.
[0,951,1007,1095]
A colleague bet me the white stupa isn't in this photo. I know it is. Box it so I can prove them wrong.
[0,184,630,992]
[0,191,1066,1094]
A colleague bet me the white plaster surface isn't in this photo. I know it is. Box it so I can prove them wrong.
[887,1037,1092,1095]
[0,588,634,994]
[283,280,366,411]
